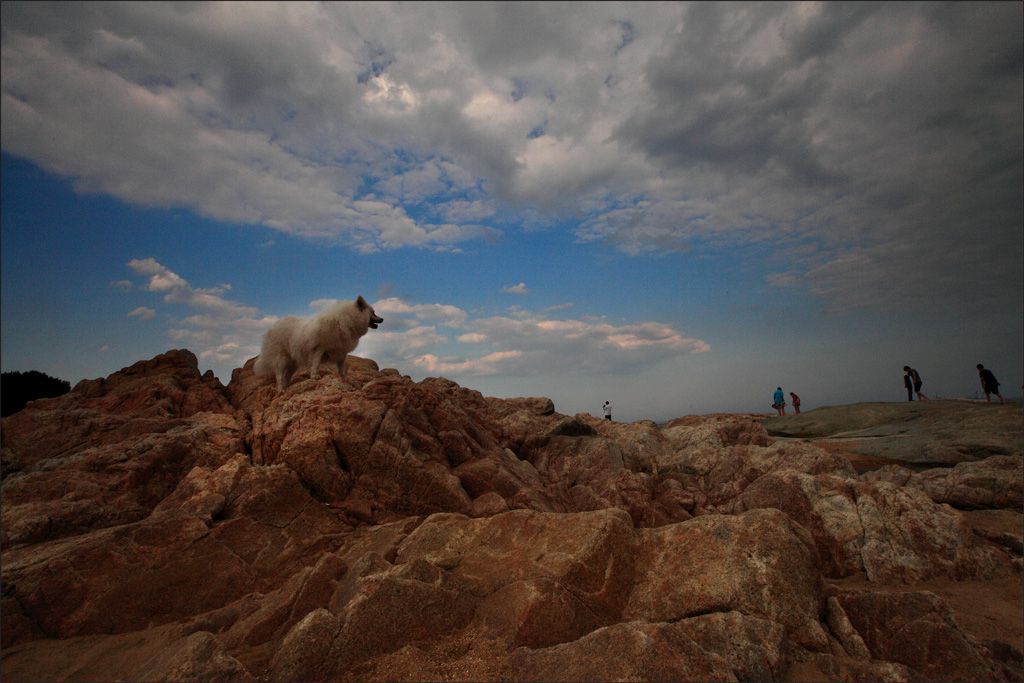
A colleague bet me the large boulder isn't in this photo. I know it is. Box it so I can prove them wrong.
[863,456,1024,511]
[832,587,1023,682]
[736,471,1015,582]
[625,508,829,651]
[1,350,245,548]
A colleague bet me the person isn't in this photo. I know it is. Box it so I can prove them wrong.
[903,366,927,401]
[602,401,612,420]
[773,387,785,416]
[790,392,801,414]
[977,364,1004,404]
[903,371,914,401]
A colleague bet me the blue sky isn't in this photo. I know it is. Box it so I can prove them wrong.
[2,2,1021,422]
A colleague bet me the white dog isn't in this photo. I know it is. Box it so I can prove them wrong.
[254,296,383,391]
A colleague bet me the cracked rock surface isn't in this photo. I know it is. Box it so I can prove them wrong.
[2,350,1021,681]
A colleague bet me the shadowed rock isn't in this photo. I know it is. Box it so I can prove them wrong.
[2,350,1020,682]
[764,400,1022,465]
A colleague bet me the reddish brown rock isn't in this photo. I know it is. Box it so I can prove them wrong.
[233,357,688,528]
[833,587,1020,682]
[266,608,339,681]
[135,630,254,682]
[626,507,829,651]
[2,350,1021,682]
[663,412,771,447]
[395,508,638,640]
[1,457,351,647]
[864,455,1024,511]
[1,350,244,547]
[509,620,738,682]
[737,471,1015,582]
[1,510,257,643]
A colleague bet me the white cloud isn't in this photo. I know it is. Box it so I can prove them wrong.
[503,282,530,295]
[458,315,710,376]
[414,351,523,376]
[365,298,709,379]
[1,2,1020,313]
[123,257,275,377]
[373,297,468,327]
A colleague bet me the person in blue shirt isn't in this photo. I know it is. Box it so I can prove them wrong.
[773,387,785,416]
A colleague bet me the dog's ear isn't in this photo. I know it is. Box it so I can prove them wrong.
[356,296,368,309]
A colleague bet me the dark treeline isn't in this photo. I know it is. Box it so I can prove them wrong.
[1,371,71,417]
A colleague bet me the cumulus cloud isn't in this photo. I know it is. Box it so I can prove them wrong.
[373,297,468,327]
[122,257,275,374]
[504,282,530,295]
[365,298,708,379]
[2,2,1020,313]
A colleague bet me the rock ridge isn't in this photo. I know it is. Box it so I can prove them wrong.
[2,349,1021,682]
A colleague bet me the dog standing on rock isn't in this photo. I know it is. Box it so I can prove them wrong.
[255,296,383,391]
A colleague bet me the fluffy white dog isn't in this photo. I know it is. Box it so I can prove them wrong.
[254,296,383,391]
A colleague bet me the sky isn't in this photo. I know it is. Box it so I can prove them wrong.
[2,2,1021,422]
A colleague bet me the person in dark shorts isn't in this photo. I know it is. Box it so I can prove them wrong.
[903,366,927,401]
[977,364,1004,404]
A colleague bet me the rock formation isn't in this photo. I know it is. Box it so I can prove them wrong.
[2,349,1021,681]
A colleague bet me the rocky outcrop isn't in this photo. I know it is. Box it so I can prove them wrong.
[764,400,1024,465]
[228,356,684,528]
[736,471,1013,581]
[830,587,1023,683]
[863,456,1024,511]
[1,350,245,548]
[2,350,1021,682]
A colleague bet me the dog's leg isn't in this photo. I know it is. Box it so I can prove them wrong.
[338,353,348,378]
[309,347,325,379]
[277,359,295,392]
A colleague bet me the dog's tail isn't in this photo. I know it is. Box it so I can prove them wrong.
[253,354,269,377]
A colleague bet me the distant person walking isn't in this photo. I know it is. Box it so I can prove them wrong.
[790,392,801,414]
[773,387,786,416]
[603,401,612,420]
[904,366,927,401]
[903,372,914,401]
[977,365,1004,404]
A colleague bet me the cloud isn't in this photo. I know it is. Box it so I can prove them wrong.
[457,315,710,376]
[2,2,1020,313]
[413,351,523,376]
[127,258,189,293]
[127,258,263,319]
[365,298,709,379]
[373,297,468,327]
[504,282,530,295]
[123,257,275,375]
